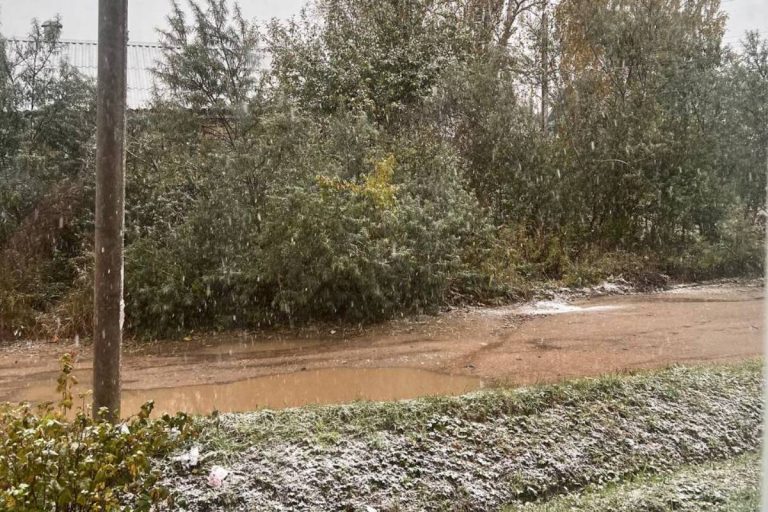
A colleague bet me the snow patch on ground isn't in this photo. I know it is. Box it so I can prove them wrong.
[664,278,763,295]
[666,284,743,295]
[473,279,632,319]
[516,300,624,316]
[593,280,628,294]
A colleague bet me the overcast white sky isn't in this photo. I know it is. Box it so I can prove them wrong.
[0,0,303,42]
[0,0,765,44]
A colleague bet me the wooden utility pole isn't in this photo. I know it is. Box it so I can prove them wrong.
[762,149,768,512]
[93,0,128,422]
[540,0,548,133]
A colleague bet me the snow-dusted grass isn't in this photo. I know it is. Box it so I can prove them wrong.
[507,452,759,512]
[157,360,762,511]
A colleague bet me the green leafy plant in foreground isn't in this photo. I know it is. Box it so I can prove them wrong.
[0,353,195,511]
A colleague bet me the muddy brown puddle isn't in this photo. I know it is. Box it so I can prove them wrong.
[12,367,483,416]
[0,280,762,418]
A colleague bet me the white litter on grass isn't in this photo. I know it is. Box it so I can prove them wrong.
[173,446,201,468]
[517,300,623,316]
[207,465,229,488]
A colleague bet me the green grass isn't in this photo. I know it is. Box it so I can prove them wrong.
[159,360,763,510]
[506,452,760,512]
[198,359,762,451]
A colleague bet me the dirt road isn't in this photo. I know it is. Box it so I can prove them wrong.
[0,280,762,415]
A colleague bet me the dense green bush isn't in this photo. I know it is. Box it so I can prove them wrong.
[124,117,492,336]
[0,0,765,340]
[0,182,92,339]
[662,210,765,280]
[0,355,195,511]
[0,20,95,339]
[259,139,490,322]
[0,24,95,245]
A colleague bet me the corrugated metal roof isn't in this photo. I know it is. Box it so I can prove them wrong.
[6,39,163,108]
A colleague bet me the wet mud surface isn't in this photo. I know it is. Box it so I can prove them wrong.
[0,280,762,415]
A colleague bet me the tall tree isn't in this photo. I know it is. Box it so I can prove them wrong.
[554,0,727,248]
[268,0,474,126]
[154,0,261,147]
[722,32,768,216]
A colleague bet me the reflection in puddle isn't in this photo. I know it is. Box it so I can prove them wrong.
[17,367,483,417]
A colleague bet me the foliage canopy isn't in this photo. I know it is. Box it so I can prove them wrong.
[0,0,764,339]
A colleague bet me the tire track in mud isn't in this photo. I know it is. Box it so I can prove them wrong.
[0,281,762,414]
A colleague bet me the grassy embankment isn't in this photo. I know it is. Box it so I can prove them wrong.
[156,360,762,511]
[506,453,759,511]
